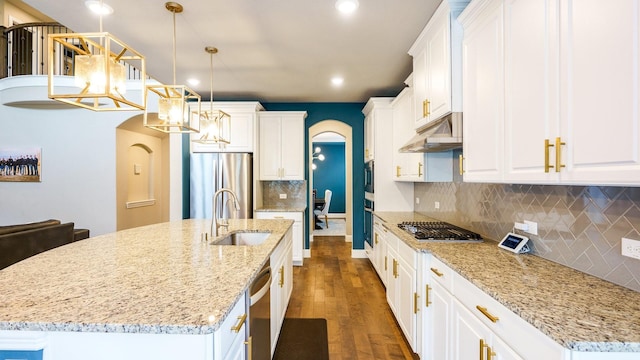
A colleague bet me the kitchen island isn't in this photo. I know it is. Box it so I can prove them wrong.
[374,211,640,357]
[0,218,293,359]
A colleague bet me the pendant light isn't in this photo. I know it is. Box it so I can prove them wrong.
[48,0,146,111]
[144,2,201,133]
[193,47,231,145]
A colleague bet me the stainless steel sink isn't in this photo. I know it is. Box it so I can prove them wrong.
[211,231,271,246]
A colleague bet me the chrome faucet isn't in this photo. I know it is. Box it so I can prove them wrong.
[211,188,241,238]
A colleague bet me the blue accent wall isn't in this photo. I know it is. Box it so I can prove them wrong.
[312,142,345,213]
[262,103,365,250]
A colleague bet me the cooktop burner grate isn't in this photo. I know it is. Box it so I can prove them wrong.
[397,221,482,242]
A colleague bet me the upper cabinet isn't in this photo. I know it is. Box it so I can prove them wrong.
[409,0,469,130]
[460,0,640,186]
[258,111,307,181]
[190,102,264,153]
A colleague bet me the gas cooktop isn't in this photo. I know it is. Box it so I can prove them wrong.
[397,221,482,242]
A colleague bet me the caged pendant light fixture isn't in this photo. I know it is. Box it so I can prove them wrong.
[47,0,146,111]
[193,47,231,145]
[144,2,201,133]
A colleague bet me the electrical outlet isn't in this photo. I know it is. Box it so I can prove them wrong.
[415,197,420,205]
[279,194,287,199]
[622,238,640,260]
[434,201,440,210]
[524,220,538,235]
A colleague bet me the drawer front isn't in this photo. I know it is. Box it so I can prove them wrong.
[397,238,416,269]
[256,211,302,222]
[217,292,248,360]
[428,256,453,293]
[453,273,564,359]
[385,228,399,249]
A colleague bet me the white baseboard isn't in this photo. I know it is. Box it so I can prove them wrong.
[304,249,311,258]
[345,235,352,243]
[351,249,367,258]
[326,213,346,219]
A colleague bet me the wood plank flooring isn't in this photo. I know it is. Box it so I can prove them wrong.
[285,236,419,360]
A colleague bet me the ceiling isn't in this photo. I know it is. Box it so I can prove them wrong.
[20,0,441,103]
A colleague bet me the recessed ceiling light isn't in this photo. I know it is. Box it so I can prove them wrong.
[331,77,344,87]
[187,78,200,86]
[335,0,359,14]
[85,1,114,15]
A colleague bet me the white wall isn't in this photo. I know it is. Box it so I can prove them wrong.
[0,79,179,236]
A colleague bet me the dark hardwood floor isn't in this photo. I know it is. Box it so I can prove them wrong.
[285,236,419,360]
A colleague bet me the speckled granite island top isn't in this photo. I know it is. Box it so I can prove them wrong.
[374,212,640,353]
[0,218,293,335]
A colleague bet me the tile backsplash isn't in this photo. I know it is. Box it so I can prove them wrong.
[261,180,307,208]
[414,182,640,292]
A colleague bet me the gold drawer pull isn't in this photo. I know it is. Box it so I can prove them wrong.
[459,154,464,175]
[418,162,423,177]
[476,305,499,323]
[480,339,486,360]
[544,139,554,173]
[245,336,253,360]
[430,267,444,277]
[231,313,247,332]
[396,166,401,177]
[555,137,566,173]
[425,285,432,307]
[414,292,419,314]
[274,216,284,219]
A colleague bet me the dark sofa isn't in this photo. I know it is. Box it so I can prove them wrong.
[0,219,89,270]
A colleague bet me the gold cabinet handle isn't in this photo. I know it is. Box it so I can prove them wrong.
[374,233,379,244]
[231,313,247,333]
[430,267,444,277]
[245,335,253,360]
[423,99,431,117]
[544,139,554,173]
[393,259,398,278]
[418,162,423,177]
[414,292,419,314]
[555,137,566,173]
[487,345,496,360]
[480,339,486,360]
[425,285,432,307]
[459,154,464,175]
[279,266,284,287]
[476,305,499,323]
[384,255,388,271]
[396,165,401,177]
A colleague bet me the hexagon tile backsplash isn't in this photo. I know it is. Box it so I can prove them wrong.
[414,182,640,292]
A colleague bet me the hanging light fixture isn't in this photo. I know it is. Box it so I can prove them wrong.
[193,47,231,145]
[144,2,201,133]
[48,0,146,111]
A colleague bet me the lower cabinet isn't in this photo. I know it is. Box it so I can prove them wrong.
[215,291,249,360]
[385,231,418,352]
[270,227,293,357]
[256,211,303,265]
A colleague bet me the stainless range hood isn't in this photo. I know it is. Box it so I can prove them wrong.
[399,112,463,153]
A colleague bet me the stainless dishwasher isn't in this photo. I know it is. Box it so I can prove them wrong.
[249,260,271,360]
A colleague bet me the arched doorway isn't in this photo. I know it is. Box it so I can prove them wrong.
[308,120,353,253]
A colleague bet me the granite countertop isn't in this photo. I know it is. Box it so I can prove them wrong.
[256,205,307,212]
[374,212,640,353]
[0,218,293,335]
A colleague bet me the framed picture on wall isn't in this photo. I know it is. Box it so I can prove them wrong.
[0,147,42,182]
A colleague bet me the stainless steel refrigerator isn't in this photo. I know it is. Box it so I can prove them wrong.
[190,153,253,219]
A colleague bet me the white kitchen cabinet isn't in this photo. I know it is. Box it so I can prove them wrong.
[256,211,304,266]
[420,256,455,360]
[370,216,387,284]
[459,0,505,183]
[409,0,468,130]
[385,231,418,352]
[362,98,414,211]
[258,112,307,180]
[190,102,263,153]
[269,227,293,357]
[452,298,524,360]
[462,0,640,186]
[364,110,374,161]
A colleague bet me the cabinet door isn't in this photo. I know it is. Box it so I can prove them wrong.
[291,220,303,265]
[386,247,399,316]
[430,280,451,360]
[452,299,492,360]
[223,330,247,360]
[461,0,505,182]
[413,49,429,129]
[397,256,417,351]
[426,10,452,122]
[503,0,559,183]
[259,117,283,180]
[559,0,640,185]
[279,115,304,180]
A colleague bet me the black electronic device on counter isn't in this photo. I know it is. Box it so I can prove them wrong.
[498,232,530,253]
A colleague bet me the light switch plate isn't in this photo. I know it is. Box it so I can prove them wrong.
[279,194,287,199]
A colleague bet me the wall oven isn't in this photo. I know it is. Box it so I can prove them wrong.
[364,196,374,246]
[364,160,374,194]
